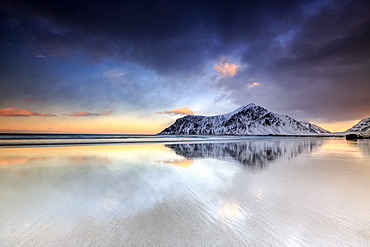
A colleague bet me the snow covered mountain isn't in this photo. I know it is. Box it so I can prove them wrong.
[166,138,323,168]
[346,117,370,132]
[159,103,330,135]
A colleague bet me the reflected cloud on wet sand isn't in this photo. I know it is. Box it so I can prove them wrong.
[156,159,193,168]
[0,138,370,246]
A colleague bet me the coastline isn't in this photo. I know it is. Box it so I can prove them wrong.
[0,134,346,147]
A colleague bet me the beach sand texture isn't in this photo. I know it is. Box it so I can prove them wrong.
[1,137,370,246]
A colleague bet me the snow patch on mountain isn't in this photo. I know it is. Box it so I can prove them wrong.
[346,117,370,133]
[159,103,330,135]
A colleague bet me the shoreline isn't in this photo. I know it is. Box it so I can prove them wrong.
[0,134,347,148]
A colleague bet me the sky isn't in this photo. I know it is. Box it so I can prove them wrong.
[0,0,369,134]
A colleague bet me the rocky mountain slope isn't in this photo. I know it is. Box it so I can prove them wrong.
[346,117,370,132]
[159,103,330,135]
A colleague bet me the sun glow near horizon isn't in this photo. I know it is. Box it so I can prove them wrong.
[314,120,361,133]
[0,115,361,134]
[0,115,169,134]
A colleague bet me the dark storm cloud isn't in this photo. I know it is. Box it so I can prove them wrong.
[1,0,369,123]
[272,0,370,121]
[0,0,302,74]
[215,0,370,122]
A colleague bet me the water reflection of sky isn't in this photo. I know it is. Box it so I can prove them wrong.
[315,138,370,159]
[0,138,369,246]
[165,137,323,170]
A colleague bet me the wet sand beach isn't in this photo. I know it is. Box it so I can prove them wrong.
[1,137,370,246]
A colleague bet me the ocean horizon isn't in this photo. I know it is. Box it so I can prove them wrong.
[0,132,346,147]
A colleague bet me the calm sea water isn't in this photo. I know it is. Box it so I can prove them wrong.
[0,136,369,246]
[0,133,253,146]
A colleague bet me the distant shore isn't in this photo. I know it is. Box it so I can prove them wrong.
[2,132,369,148]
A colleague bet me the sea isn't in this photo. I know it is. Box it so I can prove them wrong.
[0,133,251,146]
[1,134,369,246]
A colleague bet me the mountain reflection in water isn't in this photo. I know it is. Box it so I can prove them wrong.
[1,138,370,246]
[356,139,370,157]
[166,137,323,170]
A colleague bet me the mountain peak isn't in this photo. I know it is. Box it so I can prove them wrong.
[236,103,261,110]
[346,117,370,132]
[223,103,266,117]
[159,104,329,135]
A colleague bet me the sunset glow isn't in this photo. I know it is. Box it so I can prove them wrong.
[156,107,196,116]
[0,0,369,133]
[0,108,57,117]
[160,159,193,168]
[214,57,239,77]
[0,116,168,134]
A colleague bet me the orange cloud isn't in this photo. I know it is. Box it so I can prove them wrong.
[64,110,113,117]
[214,57,239,77]
[156,107,195,115]
[0,108,57,117]
[248,82,260,88]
